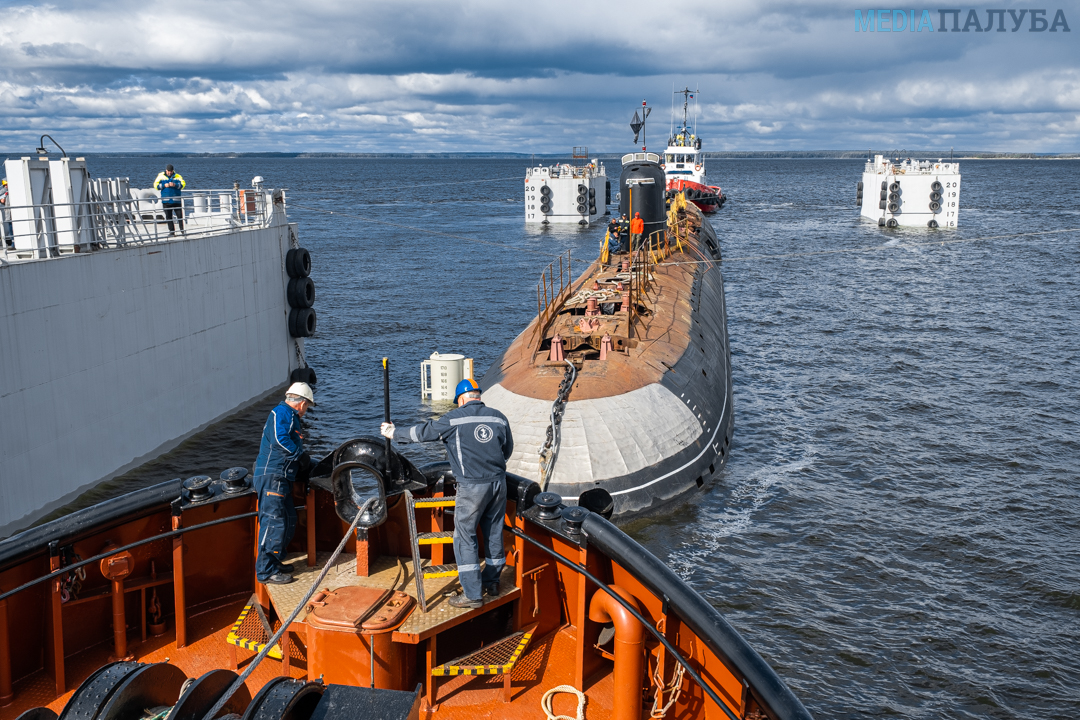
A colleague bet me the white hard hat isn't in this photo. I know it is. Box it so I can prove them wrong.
[286,382,316,406]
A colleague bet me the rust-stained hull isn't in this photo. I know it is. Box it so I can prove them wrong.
[482,200,733,517]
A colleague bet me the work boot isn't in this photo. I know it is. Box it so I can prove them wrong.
[483,583,499,598]
[447,592,482,609]
[276,562,295,574]
[262,573,294,585]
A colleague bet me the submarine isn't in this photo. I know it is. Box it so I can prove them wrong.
[482,151,733,517]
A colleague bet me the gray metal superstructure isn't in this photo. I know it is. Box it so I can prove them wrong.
[0,157,308,536]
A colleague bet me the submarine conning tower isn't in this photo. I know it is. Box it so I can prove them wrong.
[618,152,666,246]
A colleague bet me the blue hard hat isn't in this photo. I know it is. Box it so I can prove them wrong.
[454,378,480,402]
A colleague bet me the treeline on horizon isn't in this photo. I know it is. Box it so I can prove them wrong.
[4,150,1077,160]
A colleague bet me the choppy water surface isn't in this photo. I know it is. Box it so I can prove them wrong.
[58,157,1080,718]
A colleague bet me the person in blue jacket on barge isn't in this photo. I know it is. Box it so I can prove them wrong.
[154,164,185,234]
[253,382,315,585]
[381,378,513,609]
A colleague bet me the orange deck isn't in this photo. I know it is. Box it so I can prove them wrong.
[2,597,612,720]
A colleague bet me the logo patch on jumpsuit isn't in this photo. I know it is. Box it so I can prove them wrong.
[474,424,494,443]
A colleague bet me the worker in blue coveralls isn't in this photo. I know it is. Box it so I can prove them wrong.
[253,382,315,585]
[154,164,185,234]
[381,378,514,609]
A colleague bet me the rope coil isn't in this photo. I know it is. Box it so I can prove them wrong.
[541,684,587,720]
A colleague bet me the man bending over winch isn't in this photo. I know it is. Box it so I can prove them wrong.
[253,382,315,585]
[381,378,513,609]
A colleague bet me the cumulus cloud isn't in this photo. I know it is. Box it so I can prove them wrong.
[0,0,1076,152]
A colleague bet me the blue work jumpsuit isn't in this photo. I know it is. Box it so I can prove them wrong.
[393,400,514,600]
[253,402,305,581]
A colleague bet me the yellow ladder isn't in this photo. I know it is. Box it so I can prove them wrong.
[405,490,457,612]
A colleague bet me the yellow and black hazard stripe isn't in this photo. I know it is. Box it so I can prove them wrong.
[225,603,283,660]
[413,498,456,509]
[430,627,535,677]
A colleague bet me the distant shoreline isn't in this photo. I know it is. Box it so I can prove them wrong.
[3,151,1077,160]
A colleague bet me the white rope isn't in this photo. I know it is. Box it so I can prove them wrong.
[541,684,587,720]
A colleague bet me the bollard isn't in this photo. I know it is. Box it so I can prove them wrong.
[600,334,614,361]
[549,335,565,363]
[100,546,135,661]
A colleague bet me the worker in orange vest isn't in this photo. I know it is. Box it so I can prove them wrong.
[629,212,645,249]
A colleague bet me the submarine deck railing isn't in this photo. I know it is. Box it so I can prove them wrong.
[533,248,573,341]
[0,473,813,720]
[1,187,284,263]
[530,225,684,345]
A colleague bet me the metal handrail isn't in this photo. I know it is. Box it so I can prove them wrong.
[504,523,743,720]
[1,187,283,262]
[533,248,573,341]
[0,510,258,603]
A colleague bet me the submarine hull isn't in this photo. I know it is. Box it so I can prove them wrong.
[482,186,733,518]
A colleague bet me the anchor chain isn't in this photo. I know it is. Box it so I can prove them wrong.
[538,360,576,490]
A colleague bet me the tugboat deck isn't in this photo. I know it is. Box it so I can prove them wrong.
[10,598,613,720]
[264,553,520,642]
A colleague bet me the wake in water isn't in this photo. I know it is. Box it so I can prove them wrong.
[669,447,816,581]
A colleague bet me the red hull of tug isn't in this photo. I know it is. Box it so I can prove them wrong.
[667,179,724,214]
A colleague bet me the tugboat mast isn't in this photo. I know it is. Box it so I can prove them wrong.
[673,87,699,146]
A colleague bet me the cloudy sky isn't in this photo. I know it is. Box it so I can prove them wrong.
[0,0,1076,153]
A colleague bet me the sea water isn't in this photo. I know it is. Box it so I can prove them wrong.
[38,156,1080,719]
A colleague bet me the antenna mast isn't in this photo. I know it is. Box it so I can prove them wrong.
[629,99,652,151]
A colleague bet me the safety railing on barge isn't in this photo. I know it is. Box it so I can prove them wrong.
[1,187,285,263]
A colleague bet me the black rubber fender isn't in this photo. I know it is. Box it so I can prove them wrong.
[929,201,941,213]
[576,203,587,214]
[886,218,899,228]
[928,219,939,228]
[888,192,900,202]
[879,200,886,210]
[930,192,941,202]
[290,367,317,385]
[880,190,887,201]
[59,662,143,720]
[878,217,885,227]
[288,308,317,338]
[931,181,943,193]
[166,669,252,720]
[242,678,324,720]
[285,248,311,279]
[889,182,900,192]
[857,180,864,191]
[96,663,187,720]
[881,181,888,190]
[540,185,551,196]
[888,202,900,213]
[577,184,587,195]
[17,709,59,720]
[589,187,596,198]
[287,276,315,309]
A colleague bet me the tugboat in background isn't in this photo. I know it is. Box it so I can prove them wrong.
[661,88,725,213]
